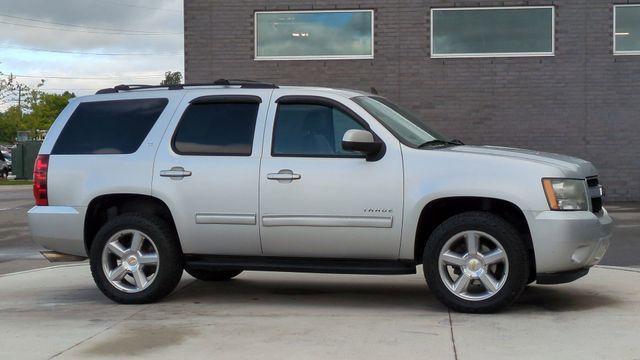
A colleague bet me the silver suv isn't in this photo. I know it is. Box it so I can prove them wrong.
[28,80,612,313]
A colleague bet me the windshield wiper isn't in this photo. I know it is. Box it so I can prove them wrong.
[418,139,464,148]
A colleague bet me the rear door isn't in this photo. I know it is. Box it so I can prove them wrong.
[152,89,272,256]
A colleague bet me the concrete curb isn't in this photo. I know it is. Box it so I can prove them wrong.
[0,185,33,191]
[0,262,87,278]
[595,265,640,273]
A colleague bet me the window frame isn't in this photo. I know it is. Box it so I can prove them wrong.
[270,96,384,159]
[254,9,375,61]
[614,4,640,56]
[430,6,556,59]
[170,96,261,157]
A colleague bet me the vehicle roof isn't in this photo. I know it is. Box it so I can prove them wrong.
[74,85,372,103]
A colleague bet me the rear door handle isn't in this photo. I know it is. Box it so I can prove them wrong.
[160,167,192,180]
[267,169,301,182]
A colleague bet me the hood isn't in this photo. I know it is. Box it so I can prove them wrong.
[443,145,598,178]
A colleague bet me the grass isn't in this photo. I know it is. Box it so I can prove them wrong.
[0,179,33,186]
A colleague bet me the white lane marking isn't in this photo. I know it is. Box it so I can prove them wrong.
[0,208,11,211]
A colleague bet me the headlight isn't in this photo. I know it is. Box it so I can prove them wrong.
[542,178,589,211]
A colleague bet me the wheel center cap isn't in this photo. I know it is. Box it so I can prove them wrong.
[127,256,138,266]
[467,258,482,272]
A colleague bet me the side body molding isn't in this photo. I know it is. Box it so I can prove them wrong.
[262,215,393,228]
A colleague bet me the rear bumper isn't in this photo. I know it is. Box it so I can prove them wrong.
[27,206,87,257]
[527,208,613,274]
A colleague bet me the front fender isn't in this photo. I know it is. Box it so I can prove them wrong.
[398,147,563,260]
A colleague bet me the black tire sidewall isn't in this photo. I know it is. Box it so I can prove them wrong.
[90,213,184,304]
[423,211,529,313]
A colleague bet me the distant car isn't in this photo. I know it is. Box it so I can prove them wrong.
[2,153,11,173]
[28,80,612,313]
[0,152,9,178]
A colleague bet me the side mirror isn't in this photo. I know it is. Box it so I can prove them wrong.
[342,129,383,159]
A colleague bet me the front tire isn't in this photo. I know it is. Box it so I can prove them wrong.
[423,212,529,313]
[90,213,184,304]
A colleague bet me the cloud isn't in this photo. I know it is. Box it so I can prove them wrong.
[0,0,183,97]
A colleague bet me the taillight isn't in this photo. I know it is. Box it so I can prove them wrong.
[33,154,49,206]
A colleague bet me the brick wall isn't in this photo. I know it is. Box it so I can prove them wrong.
[185,0,640,201]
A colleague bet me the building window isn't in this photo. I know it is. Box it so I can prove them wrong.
[431,6,555,58]
[255,10,374,60]
[614,5,640,55]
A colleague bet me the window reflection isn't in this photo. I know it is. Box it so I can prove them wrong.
[431,7,554,58]
[615,5,640,54]
[256,10,373,59]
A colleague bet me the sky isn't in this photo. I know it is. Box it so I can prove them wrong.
[0,0,183,100]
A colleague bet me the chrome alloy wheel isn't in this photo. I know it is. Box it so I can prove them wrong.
[101,230,160,293]
[438,230,509,301]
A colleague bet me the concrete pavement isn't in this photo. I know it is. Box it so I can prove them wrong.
[1,264,639,360]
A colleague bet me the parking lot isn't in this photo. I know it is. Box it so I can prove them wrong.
[1,185,639,359]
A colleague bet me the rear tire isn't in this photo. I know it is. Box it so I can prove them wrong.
[423,211,529,313]
[90,213,184,304]
[185,268,242,281]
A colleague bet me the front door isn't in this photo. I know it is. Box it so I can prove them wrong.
[259,91,404,259]
[152,89,272,256]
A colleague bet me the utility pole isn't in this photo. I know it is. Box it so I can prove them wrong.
[17,86,22,119]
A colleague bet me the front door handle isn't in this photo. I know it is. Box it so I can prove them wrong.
[267,169,301,182]
[160,166,192,180]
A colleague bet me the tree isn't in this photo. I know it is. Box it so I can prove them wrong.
[1,72,74,142]
[0,107,20,143]
[0,72,44,113]
[23,91,75,138]
[161,71,182,86]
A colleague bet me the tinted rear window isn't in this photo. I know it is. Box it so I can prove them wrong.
[172,102,259,156]
[52,98,168,155]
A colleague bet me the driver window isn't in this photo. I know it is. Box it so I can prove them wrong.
[272,103,365,157]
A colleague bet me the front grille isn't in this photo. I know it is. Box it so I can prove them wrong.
[587,177,603,213]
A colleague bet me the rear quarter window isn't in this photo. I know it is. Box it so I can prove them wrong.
[52,98,168,155]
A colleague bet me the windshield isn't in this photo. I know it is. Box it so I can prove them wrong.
[352,96,448,147]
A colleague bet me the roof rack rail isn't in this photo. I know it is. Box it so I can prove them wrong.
[95,79,278,95]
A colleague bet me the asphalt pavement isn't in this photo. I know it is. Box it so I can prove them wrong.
[1,186,639,275]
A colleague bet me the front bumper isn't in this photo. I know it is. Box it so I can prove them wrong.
[536,267,590,285]
[527,208,613,274]
[28,206,87,257]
